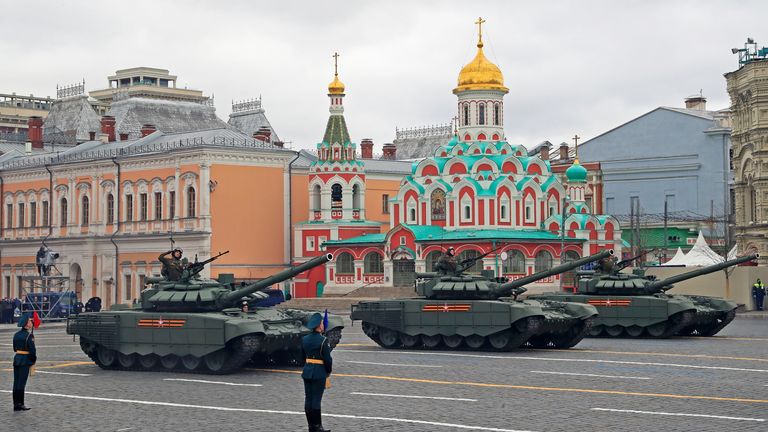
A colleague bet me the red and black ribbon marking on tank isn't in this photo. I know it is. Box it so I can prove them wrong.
[422,304,472,312]
[137,318,186,328]
[587,299,632,307]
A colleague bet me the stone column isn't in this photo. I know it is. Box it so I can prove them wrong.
[199,162,211,231]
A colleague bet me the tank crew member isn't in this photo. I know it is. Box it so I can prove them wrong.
[159,248,185,281]
[241,300,249,313]
[752,278,765,311]
[435,247,458,275]
[12,313,37,411]
[302,312,332,432]
[597,255,617,273]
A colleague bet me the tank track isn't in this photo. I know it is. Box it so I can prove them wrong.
[360,316,591,352]
[677,309,736,337]
[79,334,263,375]
[589,310,695,338]
[248,327,344,367]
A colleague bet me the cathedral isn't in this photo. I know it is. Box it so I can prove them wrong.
[302,20,622,295]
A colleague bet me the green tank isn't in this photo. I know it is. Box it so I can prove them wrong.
[66,253,343,374]
[350,250,614,351]
[530,254,758,338]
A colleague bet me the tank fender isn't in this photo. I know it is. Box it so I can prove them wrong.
[325,315,345,332]
[225,319,266,341]
[561,302,599,318]
[664,297,698,316]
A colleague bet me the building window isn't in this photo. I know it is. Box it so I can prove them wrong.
[139,275,147,291]
[187,187,196,217]
[306,236,315,251]
[124,274,132,301]
[81,196,89,226]
[30,202,37,227]
[751,188,758,222]
[463,104,470,126]
[311,185,322,210]
[18,203,25,228]
[318,236,327,251]
[478,103,486,125]
[42,200,49,226]
[107,194,114,225]
[425,250,443,271]
[535,250,553,272]
[400,236,406,245]
[524,196,534,222]
[503,250,526,274]
[5,204,11,228]
[154,192,162,220]
[4,276,10,298]
[382,194,389,214]
[335,252,354,275]
[458,250,483,273]
[493,103,500,126]
[126,195,133,222]
[60,198,68,227]
[330,184,342,209]
[500,196,510,222]
[140,193,148,221]
[169,191,176,219]
[548,197,557,218]
[430,189,446,221]
[364,252,384,274]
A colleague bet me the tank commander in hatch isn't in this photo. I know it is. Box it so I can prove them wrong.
[159,248,187,281]
[435,247,458,276]
[597,255,617,273]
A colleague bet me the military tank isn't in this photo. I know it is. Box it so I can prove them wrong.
[530,253,758,338]
[350,250,614,351]
[67,253,343,374]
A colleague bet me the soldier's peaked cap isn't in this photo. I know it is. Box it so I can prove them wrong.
[17,312,31,328]
[306,313,323,330]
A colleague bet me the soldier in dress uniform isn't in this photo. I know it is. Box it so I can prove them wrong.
[435,247,458,275]
[301,312,332,432]
[159,248,186,281]
[12,313,36,411]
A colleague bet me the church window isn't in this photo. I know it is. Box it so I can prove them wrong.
[311,184,322,210]
[352,184,361,209]
[478,103,486,125]
[60,197,68,226]
[535,250,553,272]
[154,192,162,220]
[493,103,500,125]
[524,196,534,222]
[503,250,525,274]
[463,104,470,126]
[500,196,510,222]
[17,203,24,228]
[107,194,114,224]
[382,194,389,214]
[81,196,89,226]
[42,201,49,227]
[187,187,196,217]
[306,236,315,251]
[463,203,472,221]
[425,250,443,272]
[335,252,354,275]
[331,183,343,209]
[318,236,327,250]
[457,250,483,273]
[430,189,446,221]
[364,252,384,274]
[548,195,558,217]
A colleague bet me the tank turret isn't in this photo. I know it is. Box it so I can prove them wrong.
[416,250,613,300]
[578,254,758,295]
[141,253,333,312]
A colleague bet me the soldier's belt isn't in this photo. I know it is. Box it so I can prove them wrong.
[15,350,30,355]
[305,358,324,365]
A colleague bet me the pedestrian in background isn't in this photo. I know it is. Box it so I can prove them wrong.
[301,312,332,432]
[753,278,765,311]
[12,312,37,411]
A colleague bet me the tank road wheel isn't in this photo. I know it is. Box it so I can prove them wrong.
[465,335,485,350]
[204,350,229,373]
[443,335,463,349]
[378,328,400,348]
[96,347,118,368]
[160,355,180,370]
[588,325,604,337]
[489,331,516,351]
[625,326,644,338]
[399,333,420,348]
[422,334,442,349]
[605,325,625,337]
[138,354,159,370]
[117,353,137,369]
[181,355,202,371]
[646,322,668,338]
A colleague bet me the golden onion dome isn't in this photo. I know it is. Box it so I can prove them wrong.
[328,74,345,94]
[454,40,508,94]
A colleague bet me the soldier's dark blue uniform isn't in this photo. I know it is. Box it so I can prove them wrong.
[12,313,36,411]
[301,313,332,432]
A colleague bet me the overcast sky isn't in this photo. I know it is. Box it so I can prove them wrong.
[1,1,765,152]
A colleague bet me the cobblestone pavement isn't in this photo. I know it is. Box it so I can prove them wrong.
[2,318,767,431]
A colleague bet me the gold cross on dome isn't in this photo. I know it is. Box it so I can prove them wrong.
[475,17,486,44]
[332,52,340,76]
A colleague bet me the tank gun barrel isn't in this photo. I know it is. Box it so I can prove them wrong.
[644,254,758,293]
[497,250,614,294]
[219,254,333,306]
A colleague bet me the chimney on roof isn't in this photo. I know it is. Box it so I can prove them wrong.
[559,142,569,161]
[140,124,157,137]
[360,138,374,159]
[684,95,707,111]
[540,144,550,161]
[119,132,129,141]
[382,143,397,160]
[100,115,116,142]
[272,140,284,148]
[89,131,96,141]
[27,116,43,149]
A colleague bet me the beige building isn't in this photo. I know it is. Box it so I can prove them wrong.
[725,39,768,263]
